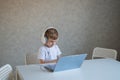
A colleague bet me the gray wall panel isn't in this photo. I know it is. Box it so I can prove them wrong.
[0,0,120,66]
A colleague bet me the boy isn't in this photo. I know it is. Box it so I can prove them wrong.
[38,27,62,64]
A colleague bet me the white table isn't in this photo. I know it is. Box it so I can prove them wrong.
[16,59,120,80]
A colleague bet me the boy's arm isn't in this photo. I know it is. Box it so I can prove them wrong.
[39,59,57,64]
[39,54,61,64]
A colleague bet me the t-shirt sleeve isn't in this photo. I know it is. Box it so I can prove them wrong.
[37,47,46,60]
[55,45,62,55]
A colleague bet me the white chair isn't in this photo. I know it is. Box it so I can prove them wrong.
[0,64,13,80]
[25,52,39,65]
[92,47,117,60]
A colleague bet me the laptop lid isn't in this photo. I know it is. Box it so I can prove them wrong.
[54,54,87,72]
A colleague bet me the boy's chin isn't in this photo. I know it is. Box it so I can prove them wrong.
[47,45,54,48]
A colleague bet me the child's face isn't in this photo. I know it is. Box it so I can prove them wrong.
[45,39,57,47]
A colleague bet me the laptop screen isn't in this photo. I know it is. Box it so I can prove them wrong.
[54,54,87,72]
[44,54,87,72]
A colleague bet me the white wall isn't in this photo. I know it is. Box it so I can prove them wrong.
[0,0,120,67]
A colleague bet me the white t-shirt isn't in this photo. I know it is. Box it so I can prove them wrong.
[38,45,62,62]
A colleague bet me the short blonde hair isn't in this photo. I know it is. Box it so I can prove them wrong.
[44,28,58,40]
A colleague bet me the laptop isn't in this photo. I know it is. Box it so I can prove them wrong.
[44,53,87,72]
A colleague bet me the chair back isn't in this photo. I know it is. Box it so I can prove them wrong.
[25,52,39,65]
[0,64,13,80]
[92,47,117,59]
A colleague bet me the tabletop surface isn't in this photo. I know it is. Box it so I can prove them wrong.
[16,59,120,80]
